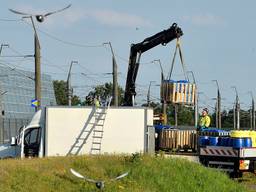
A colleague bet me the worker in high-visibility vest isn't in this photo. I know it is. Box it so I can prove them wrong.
[198,108,211,130]
[94,96,101,108]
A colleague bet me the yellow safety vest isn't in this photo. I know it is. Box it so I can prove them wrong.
[94,99,100,108]
[199,115,211,128]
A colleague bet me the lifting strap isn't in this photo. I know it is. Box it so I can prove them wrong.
[167,38,188,81]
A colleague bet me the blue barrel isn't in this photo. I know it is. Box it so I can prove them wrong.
[209,136,219,146]
[243,137,252,147]
[199,136,209,146]
[233,138,244,148]
[220,137,229,146]
[228,138,234,147]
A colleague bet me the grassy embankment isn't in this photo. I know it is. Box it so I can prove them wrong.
[0,154,253,192]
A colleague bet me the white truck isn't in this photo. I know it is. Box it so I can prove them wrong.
[0,106,154,158]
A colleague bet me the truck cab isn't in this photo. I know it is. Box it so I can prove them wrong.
[19,109,44,158]
[0,109,44,159]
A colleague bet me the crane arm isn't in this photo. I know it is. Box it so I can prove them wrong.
[124,23,183,106]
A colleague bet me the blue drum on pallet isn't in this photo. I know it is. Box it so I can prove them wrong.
[228,138,234,147]
[233,138,244,148]
[199,136,209,146]
[243,137,252,147]
[219,137,229,146]
[209,137,219,146]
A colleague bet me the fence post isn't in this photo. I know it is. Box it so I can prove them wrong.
[0,118,3,144]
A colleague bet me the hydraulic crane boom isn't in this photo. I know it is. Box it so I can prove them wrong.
[124,23,183,106]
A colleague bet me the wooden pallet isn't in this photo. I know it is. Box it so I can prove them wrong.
[161,81,196,105]
[158,129,198,151]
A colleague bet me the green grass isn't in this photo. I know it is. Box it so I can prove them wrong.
[0,154,252,192]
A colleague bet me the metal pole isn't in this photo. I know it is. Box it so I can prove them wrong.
[237,95,240,130]
[67,61,78,106]
[215,102,218,128]
[233,104,236,129]
[152,59,168,124]
[213,80,221,128]
[110,43,118,106]
[250,107,253,130]
[147,81,155,107]
[250,91,255,130]
[153,59,168,124]
[232,86,240,130]
[194,89,198,127]
[67,62,73,106]
[217,90,221,128]
[103,42,118,106]
[188,71,197,127]
[253,100,255,130]
[153,59,164,80]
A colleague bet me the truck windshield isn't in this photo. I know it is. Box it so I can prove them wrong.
[24,128,41,146]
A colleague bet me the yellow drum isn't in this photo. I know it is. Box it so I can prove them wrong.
[230,130,256,147]
[249,131,256,147]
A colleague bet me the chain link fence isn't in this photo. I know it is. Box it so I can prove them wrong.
[0,118,30,144]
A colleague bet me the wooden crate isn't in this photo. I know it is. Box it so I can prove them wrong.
[161,80,196,105]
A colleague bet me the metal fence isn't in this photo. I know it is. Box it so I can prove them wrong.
[0,118,30,144]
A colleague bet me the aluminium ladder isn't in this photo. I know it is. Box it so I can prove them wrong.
[66,108,98,156]
[90,97,112,155]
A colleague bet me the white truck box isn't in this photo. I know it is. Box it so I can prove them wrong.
[0,106,154,158]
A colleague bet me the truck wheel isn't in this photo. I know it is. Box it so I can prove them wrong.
[199,157,209,167]
[230,171,242,178]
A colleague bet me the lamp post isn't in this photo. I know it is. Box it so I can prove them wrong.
[8,12,41,111]
[153,59,164,80]
[187,71,198,128]
[249,91,255,130]
[213,80,221,128]
[26,16,41,112]
[103,42,118,106]
[231,86,240,129]
[147,81,156,107]
[67,61,78,106]
[152,59,167,124]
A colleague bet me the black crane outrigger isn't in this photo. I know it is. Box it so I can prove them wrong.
[124,23,183,106]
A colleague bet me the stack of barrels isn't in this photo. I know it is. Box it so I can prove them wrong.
[199,130,256,148]
[158,129,197,151]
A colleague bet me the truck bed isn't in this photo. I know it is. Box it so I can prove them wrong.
[199,146,256,177]
[200,146,256,158]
